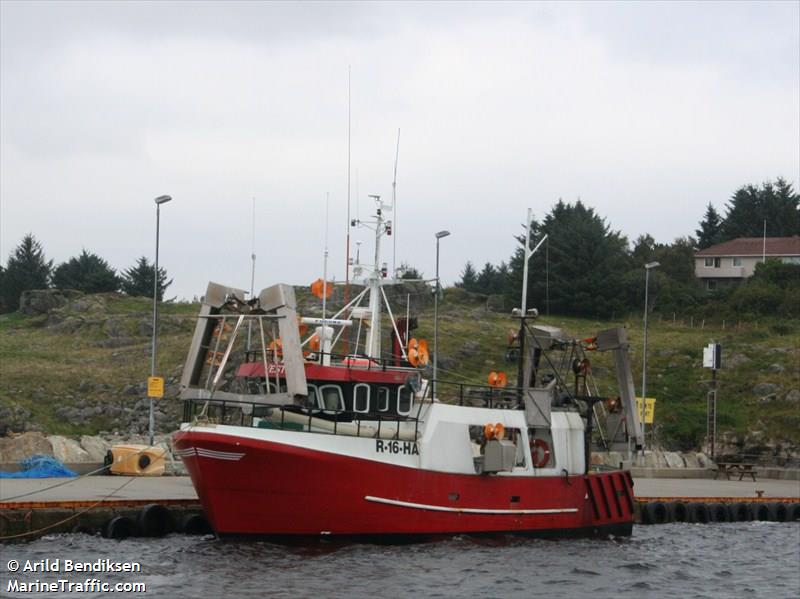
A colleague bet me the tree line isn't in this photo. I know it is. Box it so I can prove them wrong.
[455,178,799,319]
[0,235,171,313]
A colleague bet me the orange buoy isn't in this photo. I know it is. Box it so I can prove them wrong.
[494,422,505,439]
[310,278,333,300]
[487,371,507,388]
[484,423,496,440]
[308,334,320,352]
[417,344,430,366]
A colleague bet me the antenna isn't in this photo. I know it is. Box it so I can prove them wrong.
[247,196,256,351]
[323,191,330,326]
[344,65,352,300]
[392,128,400,277]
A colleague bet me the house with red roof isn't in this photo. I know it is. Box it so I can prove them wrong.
[694,237,800,290]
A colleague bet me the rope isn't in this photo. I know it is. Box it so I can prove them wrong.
[0,477,136,540]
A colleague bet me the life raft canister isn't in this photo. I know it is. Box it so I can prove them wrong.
[530,438,551,468]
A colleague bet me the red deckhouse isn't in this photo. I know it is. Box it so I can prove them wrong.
[173,204,640,539]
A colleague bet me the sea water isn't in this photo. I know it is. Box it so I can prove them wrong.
[2,523,798,598]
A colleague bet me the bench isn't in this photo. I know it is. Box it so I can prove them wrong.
[713,462,757,482]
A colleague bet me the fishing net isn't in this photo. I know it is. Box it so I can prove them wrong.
[0,454,78,478]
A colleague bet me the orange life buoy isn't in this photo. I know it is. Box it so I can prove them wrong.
[530,438,551,468]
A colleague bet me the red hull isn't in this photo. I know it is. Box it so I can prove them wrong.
[173,429,634,538]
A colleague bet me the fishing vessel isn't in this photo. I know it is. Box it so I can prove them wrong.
[173,201,642,539]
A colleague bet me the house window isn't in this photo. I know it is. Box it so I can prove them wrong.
[706,280,717,291]
[732,257,742,266]
[704,257,721,268]
[782,257,800,265]
[353,384,370,413]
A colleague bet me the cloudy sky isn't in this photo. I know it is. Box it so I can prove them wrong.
[1,1,798,299]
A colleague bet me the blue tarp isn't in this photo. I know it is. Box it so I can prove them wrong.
[0,454,78,478]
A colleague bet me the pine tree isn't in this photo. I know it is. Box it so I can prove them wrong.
[475,263,498,294]
[399,262,423,279]
[721,179,800,240]
[456,261,478,291]
[695,204,723,249]
[52,249,119,293]
[1,234,52,312]
[510,200,630,318]
[120,256,172,300]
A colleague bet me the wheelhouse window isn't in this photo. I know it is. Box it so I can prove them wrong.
[377,387,390,412]
[318,385,344,414]
[397,386,413,415]
[354,384,370,413]
[306,384,318,410]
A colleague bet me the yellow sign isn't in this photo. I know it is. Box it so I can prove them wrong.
[147,376,165,398]
[636,397,656,424]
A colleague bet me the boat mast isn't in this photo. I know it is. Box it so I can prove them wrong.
[365,195,384,359]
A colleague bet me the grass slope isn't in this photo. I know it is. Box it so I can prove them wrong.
[0,288,797,449]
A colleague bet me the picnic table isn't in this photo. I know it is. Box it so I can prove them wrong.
[714,462,757,481]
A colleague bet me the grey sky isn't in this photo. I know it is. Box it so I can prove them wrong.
[1,1,798,299]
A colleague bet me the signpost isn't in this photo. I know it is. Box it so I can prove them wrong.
[703,342,722,458]
[147,376,164,399]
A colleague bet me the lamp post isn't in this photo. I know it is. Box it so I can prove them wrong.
[433,230,450,399]
[641,260,660,452]
[150,194,172,446]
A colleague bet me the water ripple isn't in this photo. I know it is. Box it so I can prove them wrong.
[3,523,799,599]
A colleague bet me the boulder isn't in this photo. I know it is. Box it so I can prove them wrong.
[752,382,780,396]
[785,389,800,403]
[0,432,53,463]
[663,451,685,468]
[70,296,106,314]
[79,436,111,462]
[48,435,91,463]
[681,452,700,468]
[19,289,80,316]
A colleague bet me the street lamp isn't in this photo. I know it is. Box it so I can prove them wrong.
[150,194,172,446]
[641,260,660,452]
[433,230,450,399]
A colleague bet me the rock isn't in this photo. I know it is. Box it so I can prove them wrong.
[591,451,625,468]
[138,318,154,337]
[643,450,667,468]
[695,452,714,468]
[681,452,700,468]
[48,435,91,463]
[103,318,127,338]
[459,340,481,357]
[785,389,800,403]
[79,436,111,462]
[724,353,750,368]
[71,296,106,314]
[0,403,33,435]
[437,355,458,370]
[767,363,785,373]
[49,316,84,334]
[752,382,780,396]
[0,432,54,463]
[663,451,685,468]
[19,289,80,316]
